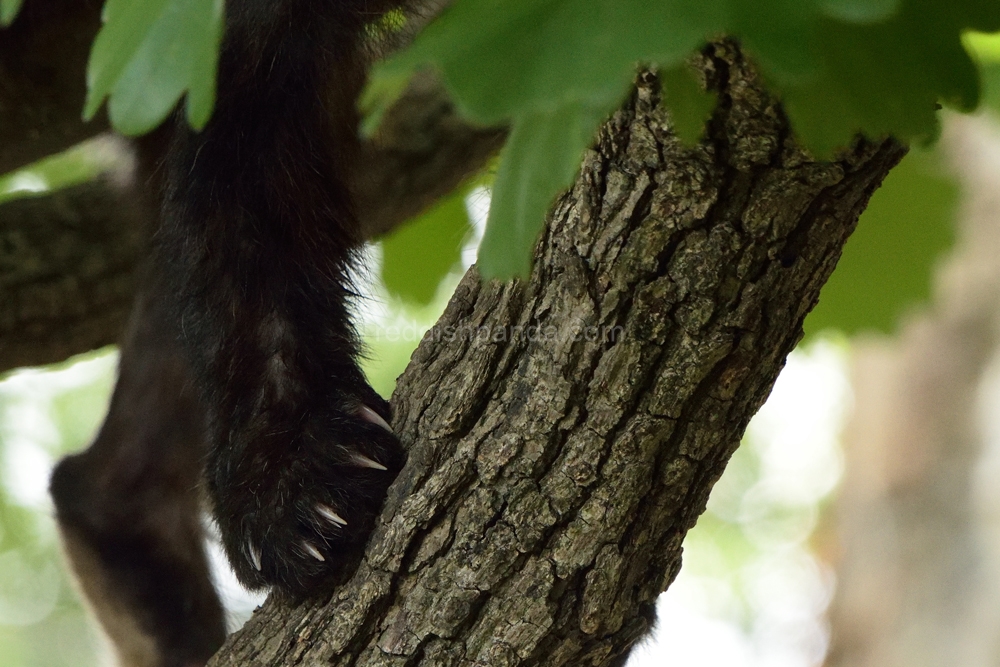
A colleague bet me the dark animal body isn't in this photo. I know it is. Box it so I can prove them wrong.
[49,1,407,665]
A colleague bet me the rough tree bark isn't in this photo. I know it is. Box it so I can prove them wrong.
[205,45,904,667]
[0,174,144,370]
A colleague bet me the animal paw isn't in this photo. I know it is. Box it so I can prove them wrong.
[209,392,405,596]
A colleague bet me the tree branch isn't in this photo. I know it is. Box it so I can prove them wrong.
[208,45,905,667]
[354,70,506,239]
[0,175,145,370]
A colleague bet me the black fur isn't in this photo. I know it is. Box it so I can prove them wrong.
[154,0,406,596]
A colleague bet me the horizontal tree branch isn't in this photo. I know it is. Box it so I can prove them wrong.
[0,175,145,371]
[208,46,905,667]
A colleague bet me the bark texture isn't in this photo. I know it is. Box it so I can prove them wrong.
[207,45,904,667]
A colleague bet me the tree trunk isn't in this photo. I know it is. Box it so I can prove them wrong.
[207,44,904,667]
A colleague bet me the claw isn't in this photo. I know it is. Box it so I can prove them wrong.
[302,541,325,562]
[349,451,388,471]
[316,503,348,527]
[248,543,262,571]
[359,405,393,434]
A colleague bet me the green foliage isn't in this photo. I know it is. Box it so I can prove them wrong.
[968,29,1000,62]
[981,64,1000,112]
[967,31,1000,112]
[0,0,23,26]
[479,103,608,277]
[820,0,899,23]
[362,0,726,278]
[84,0,223,135]
[364,0,999,279]
[0,141,116,204]
[660,64,717,144]
[803,147,958,337]
[380,188,472,305]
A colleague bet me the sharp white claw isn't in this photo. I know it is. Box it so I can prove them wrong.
[248,543,262,571]
[359,405,393,434]
[316,503,348,527]
[349,451,388,471]
[302,541,325,562]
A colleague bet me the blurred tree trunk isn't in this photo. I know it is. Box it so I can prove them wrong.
[827,115,1000,667]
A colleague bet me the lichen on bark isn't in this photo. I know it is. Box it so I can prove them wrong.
[208,43,905,667]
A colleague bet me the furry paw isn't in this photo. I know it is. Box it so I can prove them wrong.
[209,392,405,596]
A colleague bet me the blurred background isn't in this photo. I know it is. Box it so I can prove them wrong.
[2,34,1000,667]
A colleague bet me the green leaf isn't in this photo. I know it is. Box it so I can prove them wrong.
[381,190,472,305]
[734,0,819,83]
[0,140,120,204]
[660,63,716,144]
[375,0,728,280]
[980,64,1000,114]
[0,0,23,26]
[965,31,1000,63]
[803,147,958,337]
[373,0,726,126]
[479,103,608,279]
[958,0,1000,32]
[819,0,899,23]
[85,0,223,135]
[965,33,1000,113]
[778,3,982,155]
[358,64,417,138]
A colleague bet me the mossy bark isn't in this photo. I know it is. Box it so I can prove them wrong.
[208,45,905,667]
